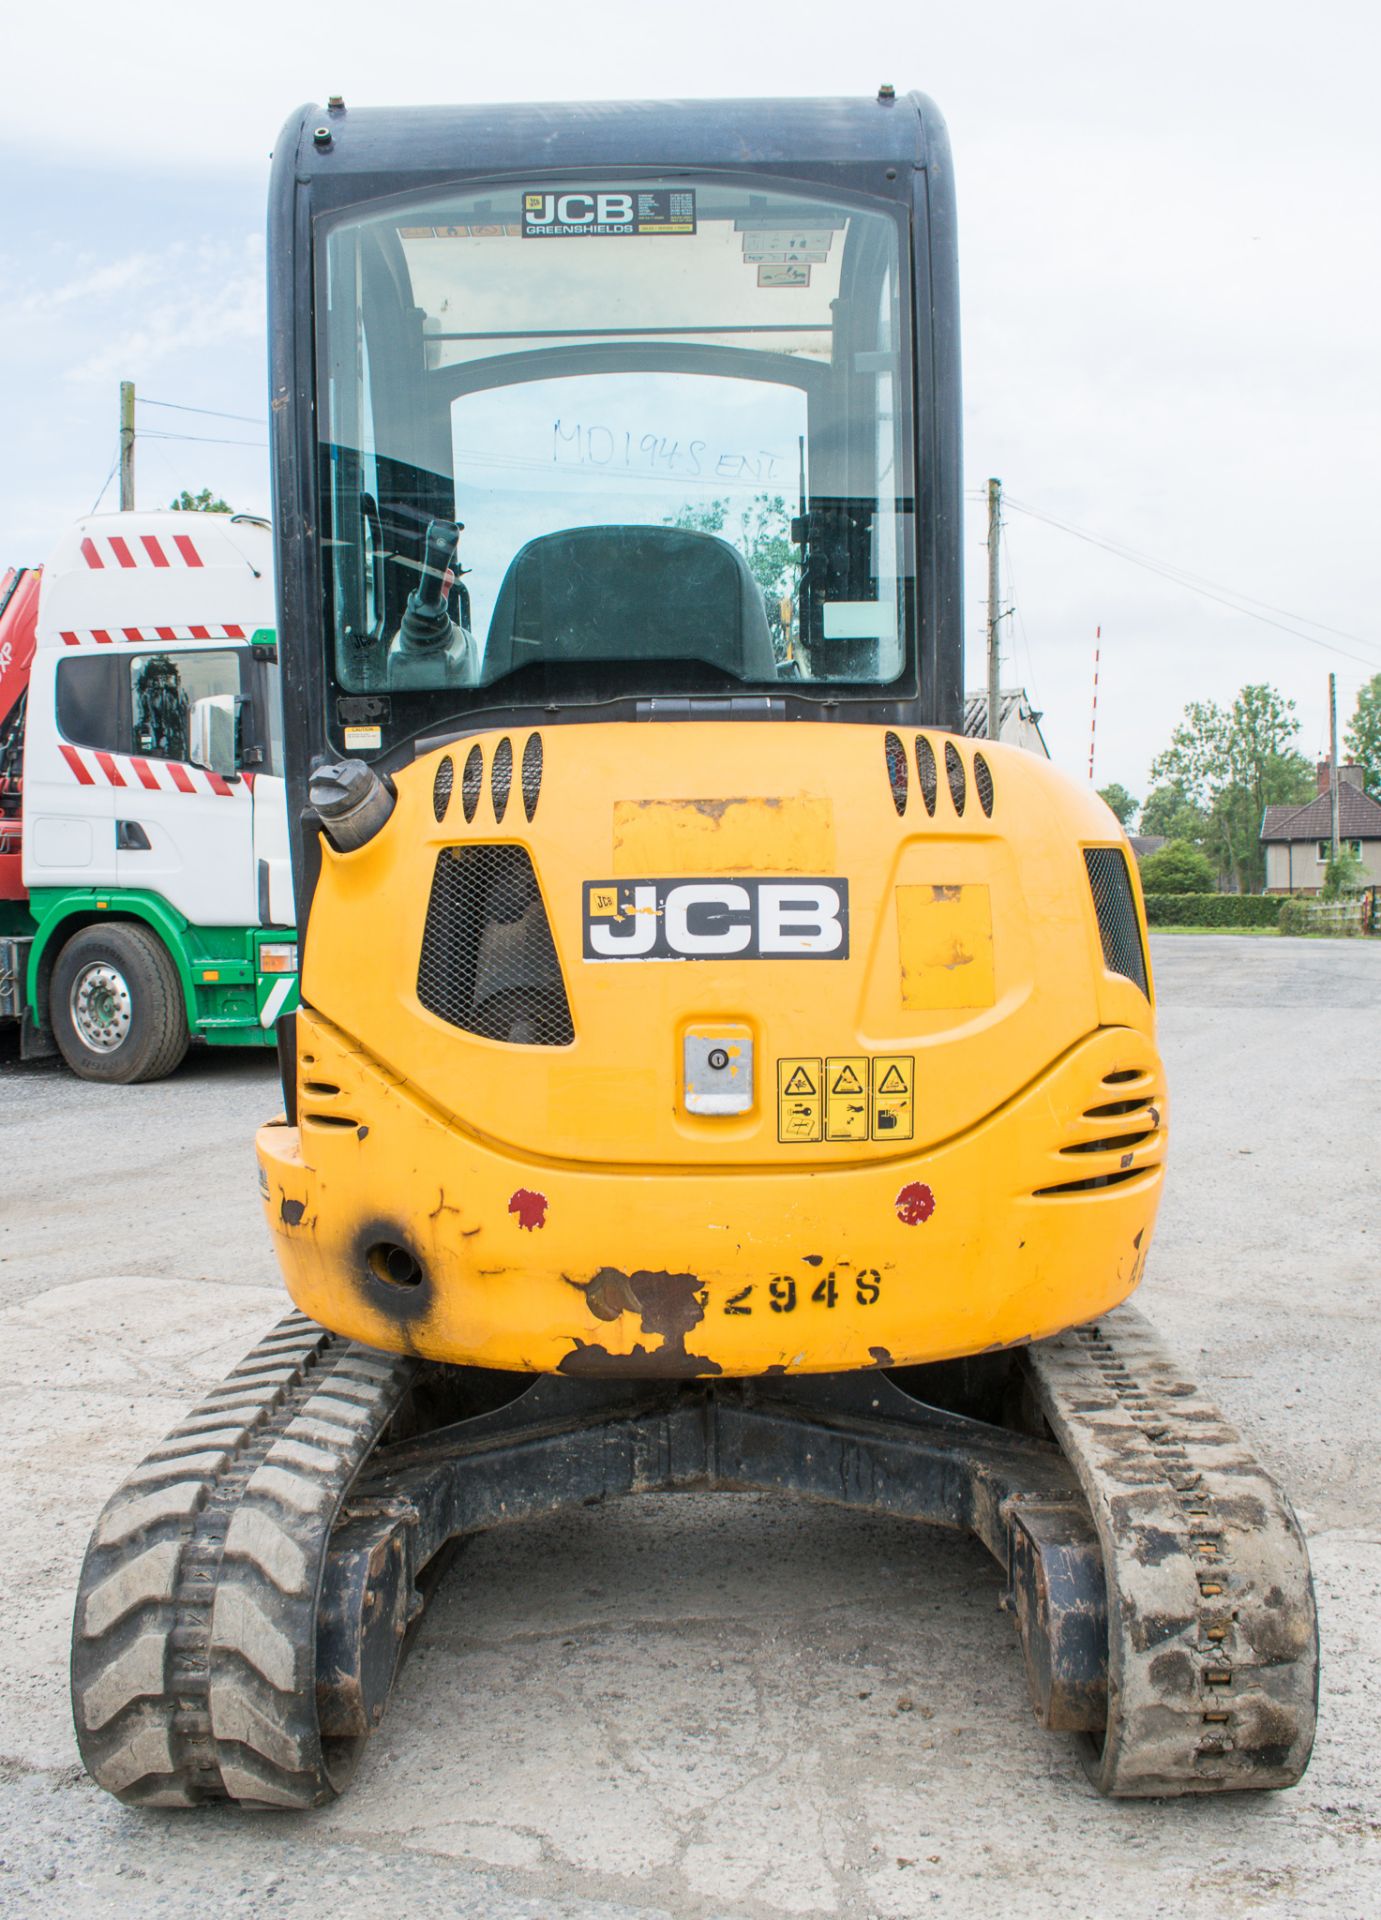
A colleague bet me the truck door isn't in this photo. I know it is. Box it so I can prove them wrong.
[113,645,257,924]
[247,648,294,927]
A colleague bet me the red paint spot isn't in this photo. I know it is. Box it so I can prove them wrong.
[894,1181,936,1226]
[508,1188,548,1231]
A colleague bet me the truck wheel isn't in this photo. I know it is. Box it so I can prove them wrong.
[50,924,190,1084]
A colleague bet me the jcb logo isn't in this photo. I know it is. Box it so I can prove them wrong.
[524,192,634,230]
[583,878,849,961]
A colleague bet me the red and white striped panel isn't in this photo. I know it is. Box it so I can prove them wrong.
[80,532,207,572]
[57,744,247,798]
[58,624,248,648]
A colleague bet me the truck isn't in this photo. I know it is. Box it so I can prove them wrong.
[0,512,298,1081]
[73,91,1317,1807]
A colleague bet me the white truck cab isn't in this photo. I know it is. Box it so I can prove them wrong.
[0,510,299,1081]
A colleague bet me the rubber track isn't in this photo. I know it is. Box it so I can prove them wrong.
[1025,1304,1318,1796]
[71,1312,417,1807]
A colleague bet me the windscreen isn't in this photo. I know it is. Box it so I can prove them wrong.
[318,177,914,740]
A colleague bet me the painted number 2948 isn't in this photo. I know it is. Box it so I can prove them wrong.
[722,1269,882,1316]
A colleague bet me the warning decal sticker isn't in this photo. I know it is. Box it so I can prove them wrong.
[777,1054,915,1144]
[825,1057,870,1142]
[777,1059,822,1142]
[522,189,696,238]
[871,1056,915,1141]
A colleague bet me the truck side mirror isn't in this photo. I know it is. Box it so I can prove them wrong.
[188,693,243,778]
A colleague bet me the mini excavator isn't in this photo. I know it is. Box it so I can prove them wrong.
[72,91,1318,1806]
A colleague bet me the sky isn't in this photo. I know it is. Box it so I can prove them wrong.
[1,0,1377,805]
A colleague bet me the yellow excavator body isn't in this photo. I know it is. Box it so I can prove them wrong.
[257,721,1164,1374]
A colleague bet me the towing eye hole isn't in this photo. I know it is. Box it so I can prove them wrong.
[366,1242,425,1289]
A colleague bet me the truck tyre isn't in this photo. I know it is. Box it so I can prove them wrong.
[50,923,190,1084]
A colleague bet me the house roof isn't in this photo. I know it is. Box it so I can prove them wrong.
[963,688,1049,756]
[1260,784,1381,843]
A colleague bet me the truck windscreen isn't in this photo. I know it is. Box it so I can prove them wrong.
[317,177,914,734]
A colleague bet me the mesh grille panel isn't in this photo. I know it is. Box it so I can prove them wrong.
[461,745,483,823]
[944,740,966,815]
[432,755,454,823]
[883,731,908,815]
[491,737,513,822]
[973,751,994,817]
[1084,847,1148,996]
[417,844,574,1045]
[915,736,938,815]
[521,732,543,822]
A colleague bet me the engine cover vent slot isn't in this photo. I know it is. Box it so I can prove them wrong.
[461,744,483,823]
[418,844,574,1046]
[883,731,908,815]
[1061,1129,1155,1157]
[432,754,454,823]
[944,740,966,815]
[973,750,994,817]
[1034,1167,1148,1198]
[521,732,543,822]
[1084,848,1149,996]
[914,735,938,815]
[491,737,513,823]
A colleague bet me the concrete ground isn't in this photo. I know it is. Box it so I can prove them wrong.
[0,934,1377,1919]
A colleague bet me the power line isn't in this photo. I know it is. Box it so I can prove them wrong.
[139,430,268,451]
[89,453,119,516]
[1003,495,1381,670]
[138,397,266,427]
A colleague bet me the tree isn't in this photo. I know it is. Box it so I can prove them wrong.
[1322,848,1364,900]
[666,494,797,659]
[1096,782,1138,829]
[1148,685,1314,893]
[1138,840,1216,894]
[1345,674,1381,796]
[666,494,795,599]
[1139,782,1210,848]
[169,488,231,513]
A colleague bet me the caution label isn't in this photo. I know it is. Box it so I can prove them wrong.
[777,1053,916,1143]
[871,1055,915,1142]
[777,1058,822,1142]
[825,1056,870,1142]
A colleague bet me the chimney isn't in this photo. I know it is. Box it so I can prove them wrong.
[1317,759,1331,794]
[1340,762,1365,789]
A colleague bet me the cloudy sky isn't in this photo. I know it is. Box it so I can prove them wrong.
[1,0,1377,803]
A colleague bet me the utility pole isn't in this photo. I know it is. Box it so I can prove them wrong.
[986,477,1001,740]
[1329,671,1340,860]
[119,381,136,511]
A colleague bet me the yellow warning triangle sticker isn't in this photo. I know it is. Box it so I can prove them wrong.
[784,1065,817,1096]
[876,1063,908,1094]
[831,1064,864,1094]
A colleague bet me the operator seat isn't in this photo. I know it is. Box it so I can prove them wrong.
[481,524,778,683]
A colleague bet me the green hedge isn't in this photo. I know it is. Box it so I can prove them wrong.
[1142,893,1283,928]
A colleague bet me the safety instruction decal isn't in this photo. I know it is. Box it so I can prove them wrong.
[777,1055,914,1143]
[522,189,696,238]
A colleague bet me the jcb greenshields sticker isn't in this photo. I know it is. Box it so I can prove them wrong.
[522,189,696,237]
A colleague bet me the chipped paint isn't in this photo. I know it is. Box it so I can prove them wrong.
[894,1181,936,1226]
[280,1196,306,1227]
[559,1268,722,1376]
[612,794,836,875]
[508,1188,548,1231]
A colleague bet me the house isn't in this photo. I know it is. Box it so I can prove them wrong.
[1260,762,1381,894]
[963,687,1050,758]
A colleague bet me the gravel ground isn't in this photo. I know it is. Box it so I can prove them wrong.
[0,934,1377,1919]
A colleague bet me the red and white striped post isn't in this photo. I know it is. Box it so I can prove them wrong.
[1088,629,1101,782]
